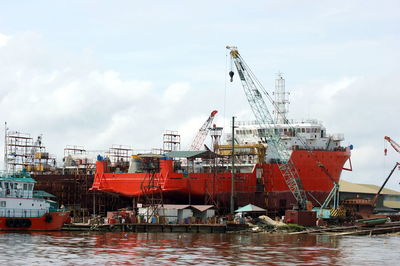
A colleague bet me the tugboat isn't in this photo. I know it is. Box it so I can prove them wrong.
[0,170,69,231]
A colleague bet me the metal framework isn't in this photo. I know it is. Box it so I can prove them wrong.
[384,136,400,154]
[139,157,163,222]
[163,131,181,153]
[190,110,218,151]
[226,46,307,209]
[4,126,54,173]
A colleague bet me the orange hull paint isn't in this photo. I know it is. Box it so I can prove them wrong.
[0,212,70,231]
[91,149,351,200]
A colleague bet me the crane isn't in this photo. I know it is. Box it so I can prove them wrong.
[384,136,400,155]
[373,136,400,206]
[226,46,307,210]
[371,162,400,207]
[189,110,218,151]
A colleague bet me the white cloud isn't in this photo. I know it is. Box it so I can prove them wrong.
[0,32,194,164]
[163,82,190,104]
[0,0,400,191]
[0,33,10,47]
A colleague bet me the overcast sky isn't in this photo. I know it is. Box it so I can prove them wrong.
[0,1,399,189]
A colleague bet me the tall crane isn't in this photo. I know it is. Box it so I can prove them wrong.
[226,46,307,210]
[189,110,218,151]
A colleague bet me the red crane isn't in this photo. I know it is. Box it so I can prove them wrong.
[371,136,400,206]
[189,110,218,151]
[384,136,400,155]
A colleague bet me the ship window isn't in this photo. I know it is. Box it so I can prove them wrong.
[306,128,311,133]
[5,183,9,189]
[28,184,33,191]
[32,203,34,206]
[302,128,305,133]
[0,201,5,207]
[9,183,13,189]
[23,184,27,190]
[0,182,2,188]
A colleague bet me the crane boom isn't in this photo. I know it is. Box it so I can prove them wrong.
[226,46,307,209]
[384,136,400,154]
[371,162,399,206]
[190,110,218,151]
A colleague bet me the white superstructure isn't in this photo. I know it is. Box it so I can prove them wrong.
[231,119,344,151]
[226,74,344,152]
[0,174,50,218]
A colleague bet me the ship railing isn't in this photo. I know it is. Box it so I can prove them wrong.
[233,119,323,126]
[292,146,347,152]
[0,208,47,218]
[328,133,345,141]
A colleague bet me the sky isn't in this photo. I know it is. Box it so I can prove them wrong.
[0,0,399,188]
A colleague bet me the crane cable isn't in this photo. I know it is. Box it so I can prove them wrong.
[223,51,228,131]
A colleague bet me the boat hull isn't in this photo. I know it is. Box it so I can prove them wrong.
[91,149,351,212]
[0,212,70,231]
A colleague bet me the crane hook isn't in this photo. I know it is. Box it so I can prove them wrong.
[229,71,234,82]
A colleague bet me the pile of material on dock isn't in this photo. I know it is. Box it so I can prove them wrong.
[244,215,306,233]
[289,221,400,236]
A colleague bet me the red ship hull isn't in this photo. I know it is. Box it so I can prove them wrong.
[0,212,70,231]
[91,148,351,212]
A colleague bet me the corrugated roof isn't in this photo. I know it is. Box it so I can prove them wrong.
[140,204,215,211]
[339,179,400,195]
[235,204,266,213]
[159,204,190,210]
[191,205,215,212]
[384,200,400,209]
[33,190,56,198]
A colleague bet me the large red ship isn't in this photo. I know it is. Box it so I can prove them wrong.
[91,145,351,214]
[91,68,352,214]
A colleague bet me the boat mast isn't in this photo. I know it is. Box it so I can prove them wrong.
[4,122,7,174]
[230,116,235,214]
[273,73,289,124]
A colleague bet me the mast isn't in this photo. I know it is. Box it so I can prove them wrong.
[4,122,7,173]
[273,73,289,124]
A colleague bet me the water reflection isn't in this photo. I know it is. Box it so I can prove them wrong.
[0,231,398,265]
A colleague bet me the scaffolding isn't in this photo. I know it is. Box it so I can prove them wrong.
[63,145,95,175]
[139,156,164,222]
[5,127,54,173]
[163,130,180,153]
[106,145,132,170]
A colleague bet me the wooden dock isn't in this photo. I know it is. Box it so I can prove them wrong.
[62,223,248,233]
[289,222,400,236]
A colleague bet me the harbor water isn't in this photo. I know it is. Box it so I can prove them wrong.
[0,231,399,265]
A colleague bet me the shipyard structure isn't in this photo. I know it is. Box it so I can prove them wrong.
[3,47,352,222]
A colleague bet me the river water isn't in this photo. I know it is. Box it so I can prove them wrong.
[0,231,399,265]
